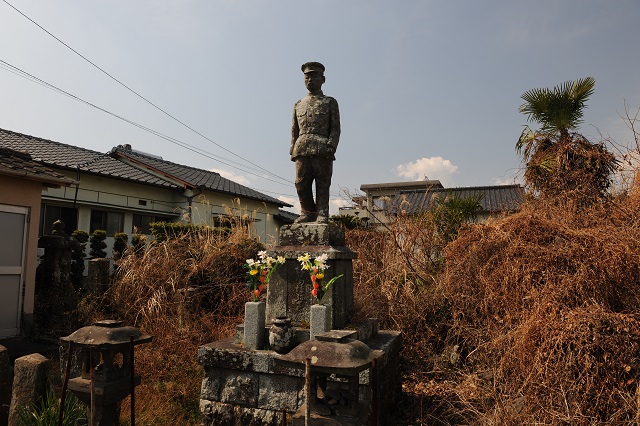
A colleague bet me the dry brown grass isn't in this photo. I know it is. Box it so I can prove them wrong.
[438,192,640,424]
[71,180,640,425]
[344,184,640,424]
[80,225,263,425]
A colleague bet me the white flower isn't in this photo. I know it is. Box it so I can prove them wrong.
[277,256,286,263]
[316,253,329,263]
[246,258,256,266]
[257,250,267,260]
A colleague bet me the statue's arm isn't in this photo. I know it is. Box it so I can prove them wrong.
[290,104,299,157]
[329,98,341,153]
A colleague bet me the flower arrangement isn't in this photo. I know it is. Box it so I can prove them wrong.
[245,251,285,301]
[297,252,343,304]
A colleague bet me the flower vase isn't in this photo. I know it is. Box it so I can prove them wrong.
[269,316,296,353]
[244,301,266,350]
[310,304,331,340]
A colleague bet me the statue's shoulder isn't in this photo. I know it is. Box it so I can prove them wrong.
[324,95,339,107]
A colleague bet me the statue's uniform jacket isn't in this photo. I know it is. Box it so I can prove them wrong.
[290,93,340,161]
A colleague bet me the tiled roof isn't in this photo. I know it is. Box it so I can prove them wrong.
[0,128,179,189]
[0,128,289,206]
[112,146,289,206]
[274,209,299,223]
[391,185,525,214]
[0,147,76,186]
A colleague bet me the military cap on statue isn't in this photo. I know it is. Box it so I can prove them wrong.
[301,62,325,74]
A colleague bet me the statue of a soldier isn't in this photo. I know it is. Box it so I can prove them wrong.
[290,61,340,224]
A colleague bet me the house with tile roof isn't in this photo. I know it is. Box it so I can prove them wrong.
[0,128,294,250]
[339,179,524,227]
[0,147,76,337]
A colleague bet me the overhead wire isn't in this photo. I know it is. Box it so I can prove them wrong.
[1,0,344,199]
[0,59,292,188]
[1,0,293,185]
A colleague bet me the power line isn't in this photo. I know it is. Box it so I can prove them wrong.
[1,59,344,200]
[0,59,294,188]
[1,1,344,200]
[2,0,293,185]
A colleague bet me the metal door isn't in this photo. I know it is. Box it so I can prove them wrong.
[0,204,28,337]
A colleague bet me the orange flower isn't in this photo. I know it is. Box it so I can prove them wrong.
[258,284,265,292]
[311,288,318,297]
[259,276,266,283]
[311,274,317,282]
[261,270,268,276]
[313,282,320,289]
[254,289,261,298]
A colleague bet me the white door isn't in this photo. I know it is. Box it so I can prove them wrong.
[0,204,28,337]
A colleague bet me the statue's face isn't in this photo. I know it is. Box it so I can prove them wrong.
[304,72,325,93]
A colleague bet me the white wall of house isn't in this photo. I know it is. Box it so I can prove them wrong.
[40,170,283,251]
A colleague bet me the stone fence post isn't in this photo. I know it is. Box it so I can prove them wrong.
[7,354,50,426]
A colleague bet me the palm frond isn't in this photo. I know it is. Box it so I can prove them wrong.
[519,77,595,136]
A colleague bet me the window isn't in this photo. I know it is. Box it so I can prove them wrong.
[132,214,173,234]
[90,210,124,235]
[373,196,390,211]
[41,204,78,235]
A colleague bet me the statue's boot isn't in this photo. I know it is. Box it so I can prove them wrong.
[294,213,316,224]
[315,210,329,224]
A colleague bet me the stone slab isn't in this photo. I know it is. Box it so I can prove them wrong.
[265,248,355,329]
[315,330,356,343]
[310,304,331,341]
[200,400,286,426]
[244,302,266,350]
[278,223,345,246]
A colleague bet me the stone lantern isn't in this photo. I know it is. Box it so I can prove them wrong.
[277,331,382,425]
[60,320,152,425]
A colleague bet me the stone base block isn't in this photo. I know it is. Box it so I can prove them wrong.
[199,330,401,425]
[279,223,345,246]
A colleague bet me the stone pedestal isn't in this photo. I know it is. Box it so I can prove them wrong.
[243,302,266,350]
[198,222,402,425]
[266,224,356,328]
[199,327,401,426]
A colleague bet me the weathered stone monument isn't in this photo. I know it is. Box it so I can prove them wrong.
[198,63,401,425]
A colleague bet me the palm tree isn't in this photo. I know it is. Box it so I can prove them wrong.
[516,77,617,198]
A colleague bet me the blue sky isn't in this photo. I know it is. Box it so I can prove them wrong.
[1,1,639,214]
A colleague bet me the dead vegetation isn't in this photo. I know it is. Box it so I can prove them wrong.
[79,225,263,424]
[67,169,640,424]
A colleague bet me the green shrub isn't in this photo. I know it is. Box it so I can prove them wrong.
[89,230,107,259]
[112,232,129,260]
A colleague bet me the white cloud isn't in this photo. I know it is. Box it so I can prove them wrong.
[210,168,251,186]
[275,196,349,216]
[395,156,458,186]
